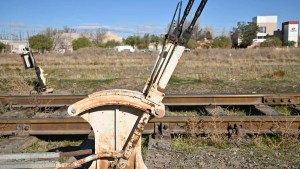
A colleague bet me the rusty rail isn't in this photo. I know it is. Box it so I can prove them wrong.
[0,93,300,107]
[1,116,299,136]
[1,114,299,168]
[1,94,299,136]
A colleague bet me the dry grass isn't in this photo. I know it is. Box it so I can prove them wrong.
[0,47,300,94]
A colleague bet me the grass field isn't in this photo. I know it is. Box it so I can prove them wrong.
[0,47,299,95]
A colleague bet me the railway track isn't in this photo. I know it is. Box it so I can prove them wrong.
[0,116,299,137]
[0,93,300,107]
[0,93,300,137]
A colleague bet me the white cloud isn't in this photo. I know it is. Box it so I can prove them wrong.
[136,24,166,34]
[0,22,31,28]
[76,23,166,35]
[75,23,134,34]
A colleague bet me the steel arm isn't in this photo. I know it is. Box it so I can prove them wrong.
[143,0,208,104]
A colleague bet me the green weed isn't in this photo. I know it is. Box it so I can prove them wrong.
[275,106,291,115]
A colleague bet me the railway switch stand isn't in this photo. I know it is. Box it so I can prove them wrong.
[20,48,53,95]
[64,0,208,168]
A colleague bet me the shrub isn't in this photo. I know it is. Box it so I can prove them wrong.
[211,36,232,48]
[72,37,92,51]
[283,41,296,47]
[261,37,282,47]
[0,42,5,50]
[0,42,5,53]
[187,39,198,49]
[98,40,120,48]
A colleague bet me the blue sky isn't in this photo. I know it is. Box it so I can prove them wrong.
[1,0,300,37]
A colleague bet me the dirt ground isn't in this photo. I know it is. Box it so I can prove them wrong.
[1,134,299,169]
[145,137,300,169]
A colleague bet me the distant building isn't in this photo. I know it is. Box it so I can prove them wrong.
[0,40,28,53]
[233,15,299,48]
[252,16,278,43]
[53,33,82,53]
[282,21,299,47]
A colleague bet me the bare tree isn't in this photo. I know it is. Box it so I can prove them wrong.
[63,26,76,33]
[43,27,64,50]
[165,17,201,41]
[92,28,108,45]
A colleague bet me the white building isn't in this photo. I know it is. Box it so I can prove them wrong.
[0,40,29,53]
[252,16,278,43]
[282,21,299,47]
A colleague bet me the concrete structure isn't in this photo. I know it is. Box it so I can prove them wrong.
[282,21,299,47]
[252,16,278,43]
[0,40,29,53]
[53,33,81,53]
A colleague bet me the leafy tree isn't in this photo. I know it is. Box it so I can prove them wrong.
[283,41,296,47]
[150,35,164,50]
[72,37,92,51]
[63,26,76,33]
[136,34,150,49]
[124,34,164,49]
[124,36,138,48]
[29,34,53,53]
[211,36,232,48]
[232,22,258,48]
[260,37,282,47]
[0,42,6,53]
[187,39,198,49]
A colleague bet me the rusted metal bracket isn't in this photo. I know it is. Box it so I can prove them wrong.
[12,124,31,137]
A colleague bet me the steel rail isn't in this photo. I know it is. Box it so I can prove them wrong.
[0,93,300,107]
[1,116,299,136]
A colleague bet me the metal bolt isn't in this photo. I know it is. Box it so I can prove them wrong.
[71,108,76,114]
[155,110,160,116]
[24,126,30,131]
